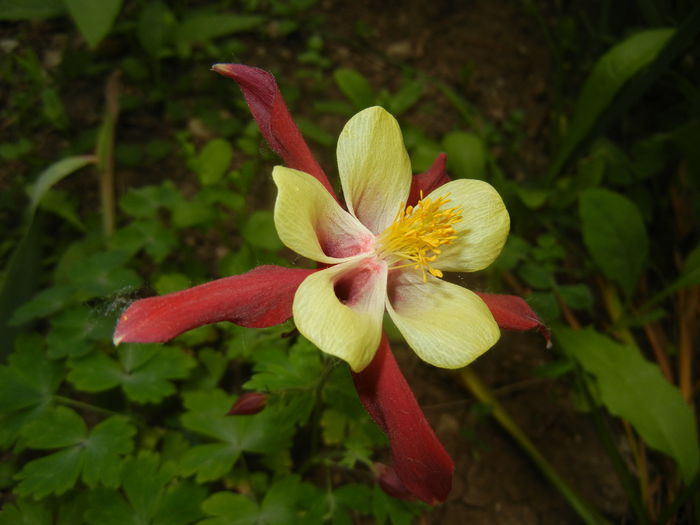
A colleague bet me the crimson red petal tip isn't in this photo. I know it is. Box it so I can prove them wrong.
[353,334,454,504]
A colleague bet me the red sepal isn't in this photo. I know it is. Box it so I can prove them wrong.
[114,266,316,344]
[352,333,454,504]
[375,463,416,501]
[476,292,550,344]
[228,392,267,415]
[407,153,451,206]
[211,63,337,200]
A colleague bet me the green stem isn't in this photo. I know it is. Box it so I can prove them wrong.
[575,369,649,524]
[53,395,125,419]
[96,71,121,237]
[459,367,611,525]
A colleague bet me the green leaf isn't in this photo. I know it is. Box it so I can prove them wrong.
[333,68,375,109]
[82,416,136,487]
[179,443,239,482]
[549,28,674,178]
[110,220,177,262]
[10,285,75,325]
[39,189,85,231]
[68,345,195,403]
[175,13,264,44]
[442,131,486,180]
[15,414,135,498]
[556,284,593,311]
[64,0,123,49]
[0,498,52,525]
[387,80,424,116]
[15,447,83,498]
[242,210,283,251]
[245,338,322,392]
[21,406,87,449]
[69,251,143,299]
[579,188,648,297]
[0,0,64,19]
[120,182,180,218]
[85,453,206,525]
[555,326,700,483]
[193,138,233,185]
[137,1,176,57]
[200,492,259,525]
[46,305,112,358]
[0,334,62,413]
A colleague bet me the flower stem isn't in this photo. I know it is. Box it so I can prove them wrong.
[458,367,612,525]
[53,395,125,419]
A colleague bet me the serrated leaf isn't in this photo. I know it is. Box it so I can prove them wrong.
[85,453,205,525]
[200,492,259,525]
[0,498,52,525]
[120,182,180,218]
[9,284,75,325]
[110,220,177,262]
[15,415,135,498]
[179,443,239,482]
[245,338,322,392]
[82,417,136,487]
[579,188,648,297]
[64,0,122,48]
[21,406,86,449]
[46,305,112,359]
[0,334,62,413]
[556,325,699,483]
[15,447,83,498]
[69,345,194,403]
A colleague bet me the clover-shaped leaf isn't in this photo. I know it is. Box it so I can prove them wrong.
[84,452,206,525]
[14,407,135,498]
[0,334,63,448]
[68,344,195,403]
[178,389,294,482]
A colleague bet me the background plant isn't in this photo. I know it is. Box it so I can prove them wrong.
[1,0,698,523]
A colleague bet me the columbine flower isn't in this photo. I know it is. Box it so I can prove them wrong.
[114,64,547,505]
[273,105,509,372]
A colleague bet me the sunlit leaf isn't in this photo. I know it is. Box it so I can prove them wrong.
[442,131,486,180]
[64,0,123,49]
[556,325,700,483]
[334,68,375,109]
[579,188,648,297]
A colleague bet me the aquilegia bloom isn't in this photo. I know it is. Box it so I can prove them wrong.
[273,105,509,372]
[114,64,547,505]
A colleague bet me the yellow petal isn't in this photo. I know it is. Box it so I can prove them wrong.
[273,166,374,263]
[293,258,387,372]
[337,107,412,234]
[429,179,510,272]
[386,270,499,368]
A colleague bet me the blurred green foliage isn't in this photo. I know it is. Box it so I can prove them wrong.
[0,0,699,523]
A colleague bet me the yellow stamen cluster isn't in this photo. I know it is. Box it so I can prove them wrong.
[377,192,463,281]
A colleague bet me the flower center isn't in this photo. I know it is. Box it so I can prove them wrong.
[376,192,463,281]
